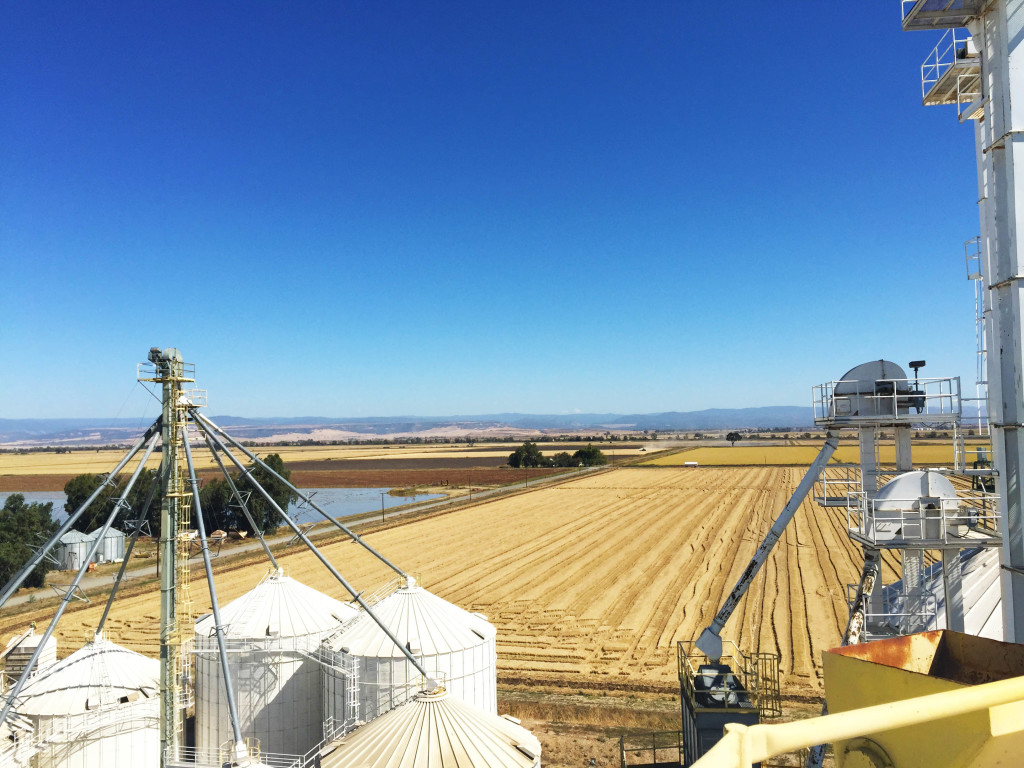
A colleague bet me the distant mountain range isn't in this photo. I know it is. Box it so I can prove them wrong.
[0,407,814,446]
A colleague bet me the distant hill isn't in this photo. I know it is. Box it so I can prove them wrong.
[0,406,814,446]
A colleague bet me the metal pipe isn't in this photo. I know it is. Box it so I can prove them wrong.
[0,417,161,609]
[693,667,1024,768]
[96,464,165,634]
[181,424,248,756]
[696,430,840,660]
[194,412,435,684]
[196,425,278,569]
[193,412,406,577]
[0,431,160,727]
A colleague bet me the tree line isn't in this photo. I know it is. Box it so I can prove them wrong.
[61,453,295,537]
[507,441,608,468]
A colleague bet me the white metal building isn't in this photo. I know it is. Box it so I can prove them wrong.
[53,531,90,572]
[52,529,125,571]
[193,569,358,759]
[13,634,159,768]
[86,528,125,564]
[319,687,540,768]
[322,576,497,725]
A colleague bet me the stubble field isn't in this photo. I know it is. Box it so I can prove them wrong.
[0,465,898,702]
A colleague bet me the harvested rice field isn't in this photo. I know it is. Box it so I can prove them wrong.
[645,443,986,467]
[0,466,900,702]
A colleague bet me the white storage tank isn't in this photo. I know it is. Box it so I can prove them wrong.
[53,531,90,571]
[86,527,125,564]
[319,686,540,768]
[193,568,359,758]
[14,634,159,768]
[323,575,497,724]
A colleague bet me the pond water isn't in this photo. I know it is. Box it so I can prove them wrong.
[0,487,445,525]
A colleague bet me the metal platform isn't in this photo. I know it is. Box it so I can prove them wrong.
[846,487,1001,549]
[901,0,987,31]
[922,29,982,118]
[813,375,960,427]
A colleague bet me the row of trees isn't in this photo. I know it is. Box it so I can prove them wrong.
[507,441,608,468]
[62,454,296,537]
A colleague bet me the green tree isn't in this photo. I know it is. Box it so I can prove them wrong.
[550,452,575,467]
[0,495,58,589]
[726,431,742,447]
[572,444,607,466]
[63,470,160,534]
[238,454,296,534]
[508,441,546,468]
[198,477,234,533]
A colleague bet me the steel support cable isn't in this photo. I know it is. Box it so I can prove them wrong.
[192,411,435,685]
[0,417,162,609]
[96,463,167,635]
[196,424,278,569]
[192,412,405,578]
[181,424,248,755]
[0,431,160,728]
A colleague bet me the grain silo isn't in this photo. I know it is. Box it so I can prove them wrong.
[13,634,159,768]
[322,576,497,724]
[193,568,359,758]
[319,686,540,768]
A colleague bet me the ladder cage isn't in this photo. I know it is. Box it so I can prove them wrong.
[678,640,782,719]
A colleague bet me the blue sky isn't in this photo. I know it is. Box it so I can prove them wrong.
[1,2,983,418]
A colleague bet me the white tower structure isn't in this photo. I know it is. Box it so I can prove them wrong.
[905,0,1024,641]
[323,576,497,725]
[193,569,358,758]
[813,359,965,638]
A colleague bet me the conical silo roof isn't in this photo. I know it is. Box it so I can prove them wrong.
[328,576,496,657]
[321,687,540,768]
[15,635,158,717]
[195,569,358,640]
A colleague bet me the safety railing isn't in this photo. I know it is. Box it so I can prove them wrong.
[813,463,861,507]
[846,489,1000,547]
[813,377,960,425]
[679,641,781,719]
[845,585,940,640]
[164,744,302,768]
[137,360,196,383]
[921,28,978,98]
[620,731,683,768]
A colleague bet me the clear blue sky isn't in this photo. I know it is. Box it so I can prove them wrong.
[1,2,982,418]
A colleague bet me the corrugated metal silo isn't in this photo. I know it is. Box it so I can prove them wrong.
[53,531,90,571]
[319,687,540,768]
[322,576,497,725]
[193,568,359,758]
[86,528,125,563]
[14,635,159,768]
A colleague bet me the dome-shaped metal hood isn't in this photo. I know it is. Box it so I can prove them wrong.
[195,569,358,640]
[321,687,540,768]
[327,577,496,658]
[16,635,158,717]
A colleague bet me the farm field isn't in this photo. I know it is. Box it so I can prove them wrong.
[0,441,647,484]
[0,466,899,702]
[0,443,635,493]
[645,442,987,467]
